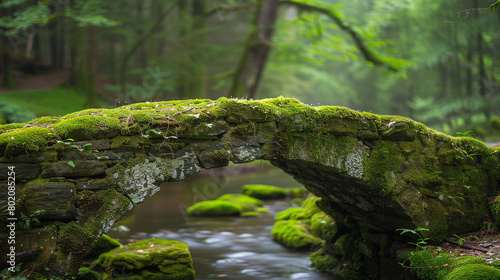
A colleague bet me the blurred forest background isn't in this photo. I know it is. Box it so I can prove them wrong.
[0,0,499,139]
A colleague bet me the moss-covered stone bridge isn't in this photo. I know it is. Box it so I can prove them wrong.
[1,97,499,277]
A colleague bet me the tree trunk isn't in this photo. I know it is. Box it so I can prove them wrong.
[229,0,279,98]
[186,0,207,99]
[86,26,99,107]
[119,0,180,101]
[177,0,192,98]
[1,7,17,89]
[70,26,89,92]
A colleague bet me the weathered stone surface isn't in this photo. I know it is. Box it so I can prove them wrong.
[0,163,40,180]
[23,183,76,219]
[41,161,106,178]
[115,154,202,203]
[0,151,57,163]
[72,140,111,150]
[75,178,113,190]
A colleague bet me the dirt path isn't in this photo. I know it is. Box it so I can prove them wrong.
[0,70,69,93]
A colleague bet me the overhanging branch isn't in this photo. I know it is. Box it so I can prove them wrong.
[280,0,399,72]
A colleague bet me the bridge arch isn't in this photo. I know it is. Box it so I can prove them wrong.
[1,97,498,277]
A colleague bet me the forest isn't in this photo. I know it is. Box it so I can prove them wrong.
[0,0,499,137]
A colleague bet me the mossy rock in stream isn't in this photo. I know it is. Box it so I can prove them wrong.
[241,184,287,199]
[90,238,194,280]
[271,219,323,250]
[186,200,242,217]
[216,193,264,211]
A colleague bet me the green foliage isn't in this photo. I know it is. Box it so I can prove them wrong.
[18,209,44,229]
[0,0,117,36]
[0,103,37,124]
[0,263,27,280]
[491,0,500,12]
[396,227,430,250]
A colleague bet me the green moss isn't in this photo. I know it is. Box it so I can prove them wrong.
[310,247,340,274]
[0,122,26,133]
[204,149,231,164]
[310,212,335,240]
[75,267,100,280]
[489,196,500,231]
[275,207,306,220]
[88,234,122,258]
[241,211,259,217]
[91,238,194,280]
[240,184,288,199]
[256,207,270,214]
[111,135,151,150]
[0,127,54,155]
[301,193,322,213]
[270,220,323,250]
[186,200,242,217]
[409,249,453,280]
[53,115,121,140]
[216,193,264,211]
[446,264,500,280]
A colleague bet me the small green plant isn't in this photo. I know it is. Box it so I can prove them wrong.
[455,130,474,137]
[0,263,27,280]
[56,138,93,167]
[453,234,465,246]
[396,227,430,250]
[18,210,45,229]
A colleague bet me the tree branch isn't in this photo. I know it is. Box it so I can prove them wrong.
[280,0,399,72]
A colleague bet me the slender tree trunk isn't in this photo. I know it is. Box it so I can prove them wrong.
[2,40,16,89]
[177,0,192,98]
[229,0,279,98]
[465,40,473,96]
[49,20,61,69]
[440,63,447,98]
[187,0,207,99]
[119,0,180,101]
[70,26,88,92]
[86,26,99,107]
[1,6,17,89]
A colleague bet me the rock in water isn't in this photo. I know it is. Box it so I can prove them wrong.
[91,238,195,280]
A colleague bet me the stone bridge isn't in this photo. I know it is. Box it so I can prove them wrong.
[1,97,499,278]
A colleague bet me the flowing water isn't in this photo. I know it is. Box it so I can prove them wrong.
[108,164,338,280]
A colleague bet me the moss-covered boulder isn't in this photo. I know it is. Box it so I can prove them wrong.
[186,200,242,217]
[91,238,195,280]
[75,267,101,280]
[88,234,122,258]
[216,193,264,211]
[271,194,329,250]
[241,184,288,199]
[405,249,500,280]
[446,264,500,280]
[271,220,323,250]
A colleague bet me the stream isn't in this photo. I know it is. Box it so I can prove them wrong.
[108,163,338,280]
